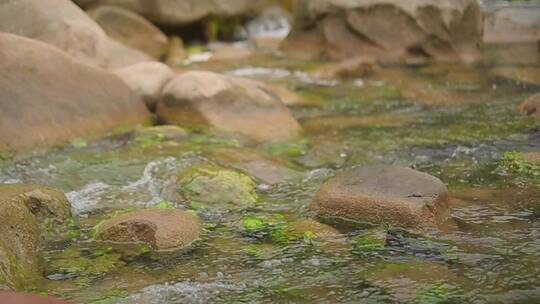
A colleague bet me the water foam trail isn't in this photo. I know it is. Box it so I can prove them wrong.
[124,280,246,304]
[66,182,111,216]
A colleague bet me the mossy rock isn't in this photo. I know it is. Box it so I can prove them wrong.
[43,245,124,280]
[178,165,258,207]
[0,200,39,290]
[351,228,387,255]
[499,151,540,183]
[0,184,73,241]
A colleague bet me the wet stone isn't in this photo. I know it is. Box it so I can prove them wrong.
[309,165,449,229]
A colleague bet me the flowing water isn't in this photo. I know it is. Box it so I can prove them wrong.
[1,53,539,303]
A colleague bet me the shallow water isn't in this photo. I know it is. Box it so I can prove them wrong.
[1,56,539,303]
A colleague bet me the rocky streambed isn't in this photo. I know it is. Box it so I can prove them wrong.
[0,0,539,303]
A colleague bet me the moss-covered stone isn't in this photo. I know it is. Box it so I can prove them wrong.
[178,165,258,207]
[499,151,540,183]
[0,184,72,241]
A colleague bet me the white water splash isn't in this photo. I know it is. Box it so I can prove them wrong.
[66,182,111,216]
[124,281,246,304]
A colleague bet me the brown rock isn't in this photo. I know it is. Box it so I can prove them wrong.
[156,71,302,143]
[94,209,201,251]
[88,5,168,59]
[73,0,266,27]
[0,0,151,68]
[517,93,540,119]
[283,0,483,62]
[309,165,449,229]
[0,33,151,152]
[113,62,175,112]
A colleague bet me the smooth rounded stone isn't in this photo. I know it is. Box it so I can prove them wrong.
[74,0,267,27]
[210,44,255,62]
[0,184,72,239]
[94,209,201,252]
[178,165,258,207]
[282,0,483,62]
[0,33,151,152]
[156,71,302,143]
[207,148,303,185]
[517,93,540,120]
[0,0,151,69]
[113,62,175,112]
[309,165,449,229]
[0,292,72,304]
[88,5,168,59]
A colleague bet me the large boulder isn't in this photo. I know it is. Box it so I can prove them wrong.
[283,0,483,62]
[112,62,175,112]
[88,5,169,59]
[74,0,267,27]
[517,93,540,120]
[0,0,151,68]
[156,71,302,143]
[0,33,151,152]
[0,184,72,290]
[309,165,449,229]
[93,209,201,251]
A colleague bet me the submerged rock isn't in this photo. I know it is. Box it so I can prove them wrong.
[113,62,175,112]
[0,33,151,152]
[311,56,378,79]
[93,209,201,251]
[490,67,540,87]
[517,93,540,120]
[208,148,302,185]
[156,71,302,143]
[88,5,169,59]
[178,165,258,207]
[309,165,449,229]
[283,0,483,62]
[0,0,151,69]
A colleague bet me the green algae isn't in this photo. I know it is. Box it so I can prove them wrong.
[179,165,258,207]
[499,151,540,183]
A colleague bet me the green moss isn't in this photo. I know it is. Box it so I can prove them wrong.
[153,200,175,209]
[70,138,88,149]
[499,152,540,182]
[263,138,311,158]
[179,165,258,207]
[240,214,290,245]
[352,229,387,255]
[416,283,451,304]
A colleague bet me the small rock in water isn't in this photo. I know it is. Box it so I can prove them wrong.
[309,165,449,229]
